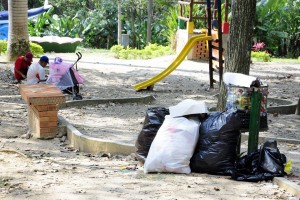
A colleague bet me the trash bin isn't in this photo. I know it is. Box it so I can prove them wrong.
[226,84,268,131]
[223,72,268,131]
[223,72,268,154]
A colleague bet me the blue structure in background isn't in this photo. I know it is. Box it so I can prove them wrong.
[0,2,52,40]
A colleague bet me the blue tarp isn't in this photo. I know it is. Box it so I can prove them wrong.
[0,6,50,40]
[0,6,46,22]
[0,24,8,40]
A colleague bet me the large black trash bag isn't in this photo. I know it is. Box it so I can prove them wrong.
[190,109,241,175]
[135,107,169,164]
[232,140,286,182]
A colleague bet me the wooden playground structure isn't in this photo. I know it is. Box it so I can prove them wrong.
[177,0,229,88]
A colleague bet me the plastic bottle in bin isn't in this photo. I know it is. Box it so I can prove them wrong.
[238,91,251,111]
[226,91,237,109]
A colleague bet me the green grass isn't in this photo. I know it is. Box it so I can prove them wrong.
[76,46,111,54]
[110,43,175,60]
[271,58,300,63]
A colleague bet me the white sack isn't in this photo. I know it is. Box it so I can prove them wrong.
[169,99,208,117]
[144,115,200,174]
[223,72,257,88]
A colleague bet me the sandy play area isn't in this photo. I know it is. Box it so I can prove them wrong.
[0,53,299,199]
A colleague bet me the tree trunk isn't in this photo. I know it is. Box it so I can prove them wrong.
[131,9,136,48]
[86,0,94,10]
[117,0,122,45]
[7,0,30,61]
[146,0,153,45]
[217,0,256,111]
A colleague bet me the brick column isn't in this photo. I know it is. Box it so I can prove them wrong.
[19,85,66,139]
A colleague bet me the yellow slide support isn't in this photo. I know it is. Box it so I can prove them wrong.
[133,35,212,91]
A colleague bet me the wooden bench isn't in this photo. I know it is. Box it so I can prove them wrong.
[19,84,66,139]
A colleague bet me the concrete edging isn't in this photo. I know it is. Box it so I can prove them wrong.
[58,95,155,109]
[66,123,135,155]
[267,98,298,114]
[274,177,300,197]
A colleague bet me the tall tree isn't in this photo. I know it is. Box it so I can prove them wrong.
[146,0,153,44]
[117,0,122,45]
[217,0,256,111]
[7,0,30,61]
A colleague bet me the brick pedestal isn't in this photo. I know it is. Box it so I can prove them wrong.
[19,84,66,139]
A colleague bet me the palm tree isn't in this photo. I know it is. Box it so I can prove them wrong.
[7,0,30,61]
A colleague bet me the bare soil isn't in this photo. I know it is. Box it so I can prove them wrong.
[0,53,299,199]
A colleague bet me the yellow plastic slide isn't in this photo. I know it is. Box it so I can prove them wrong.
[133,35,212,91]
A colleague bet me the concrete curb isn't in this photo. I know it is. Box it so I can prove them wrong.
[59,116,135,155]
[66,123,135,155]
[274,177,300,197]
[267,98,298,115]
[58,95,155,109]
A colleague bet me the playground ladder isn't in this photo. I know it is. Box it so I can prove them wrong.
[178,0,225,89]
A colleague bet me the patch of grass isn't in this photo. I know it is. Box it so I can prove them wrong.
[251,51,271,62]
[110,43,175,60]
[76,46,111,54]
[0,41,44,57]
[271,58,300,63]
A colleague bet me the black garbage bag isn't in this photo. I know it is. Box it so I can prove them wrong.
[232,140,286,182]
[190,109,241,175]
[135,107,169,164]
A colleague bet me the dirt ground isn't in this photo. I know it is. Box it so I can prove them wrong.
[0,53,299,199]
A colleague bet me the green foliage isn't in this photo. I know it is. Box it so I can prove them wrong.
[29,1,117,48]
[110,43,174,59]
[0,40,7,52]
[271,58,299,63]
[255,0,300,58]
[0,41,44,57]
[28,0,44,9]
[28,7,84,38]
[29,42,44,57]
[251,51,271,62]
[158,5,178,48]
[28,0,178,49]
[110,45,124,58]
[28,7,55,37]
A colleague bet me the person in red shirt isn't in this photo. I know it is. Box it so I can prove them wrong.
[14,52,33,83]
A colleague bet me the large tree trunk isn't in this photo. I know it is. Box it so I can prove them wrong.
[146,0,153,44]
[7,0,30,61]
[217,0,256,111]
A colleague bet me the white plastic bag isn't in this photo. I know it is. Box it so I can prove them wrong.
[144,115,200,174]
